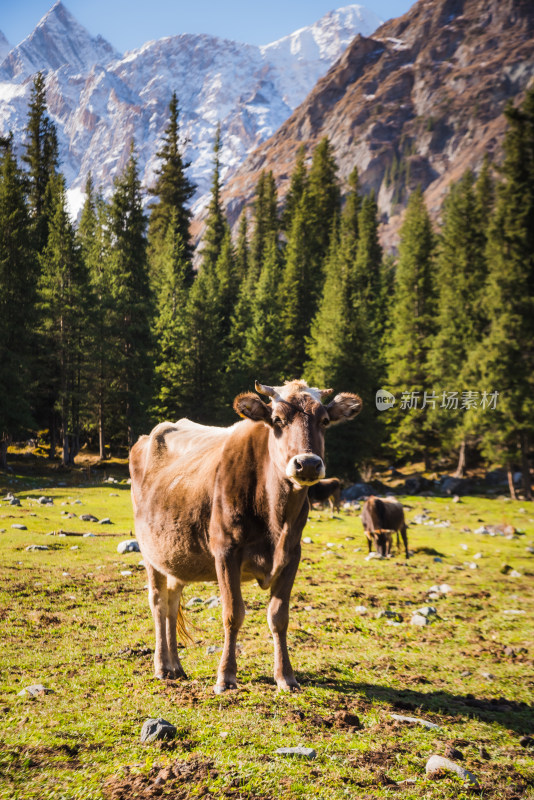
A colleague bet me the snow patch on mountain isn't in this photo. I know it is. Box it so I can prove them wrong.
[0,2,381,219]
[0,32,11,63]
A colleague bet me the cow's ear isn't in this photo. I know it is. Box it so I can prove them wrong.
[326,393,362,424]
[233,392,272,423]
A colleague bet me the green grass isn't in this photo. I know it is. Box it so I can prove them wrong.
[0,472,533,799]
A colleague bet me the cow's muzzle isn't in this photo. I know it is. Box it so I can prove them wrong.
[286,454,325,485]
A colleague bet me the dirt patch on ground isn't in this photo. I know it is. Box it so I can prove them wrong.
[103,756,272,800]
[287,709,362,731]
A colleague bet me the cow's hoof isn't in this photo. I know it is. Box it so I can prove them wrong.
[213,682,237,694]
[155,667,187,681]
[276,680,301,693]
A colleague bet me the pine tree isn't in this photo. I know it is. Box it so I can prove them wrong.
[475,89,534,499]
[78,175,114,459]
[386,189,436,467]
[0,140,37,468]
[235,211,249,283]
[22,72,58,252]
[38,174,88,465]
[428,170,488,475]
[152,209,191,421]
[307,137,340,263]
[108,143,153,447]
[148,92,195,288]
[250,170,278,278]
[201,125,228,272]
[282,144,308,233]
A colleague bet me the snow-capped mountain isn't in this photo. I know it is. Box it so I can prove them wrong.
[0,1,381,216]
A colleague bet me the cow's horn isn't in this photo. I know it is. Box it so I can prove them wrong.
[319,388,334,399]
[255,381,276,397]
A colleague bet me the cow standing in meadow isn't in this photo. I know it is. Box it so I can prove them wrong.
[308,478,342,513]
[361,496,409,558]
[129,380,362,693]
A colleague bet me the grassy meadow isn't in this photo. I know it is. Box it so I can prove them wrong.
[0,463,533,799]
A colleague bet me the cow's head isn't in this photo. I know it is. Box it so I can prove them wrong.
[373,530,391,558]
[233,380,362,487]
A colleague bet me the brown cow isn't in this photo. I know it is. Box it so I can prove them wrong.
[308,478,342,513]
[361,496,409,558]
[129,380,362,693]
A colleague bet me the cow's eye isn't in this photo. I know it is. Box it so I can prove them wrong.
[321,417,330,427]
[272,416,285,427]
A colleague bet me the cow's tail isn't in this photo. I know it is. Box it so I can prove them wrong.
[176,602,193,644]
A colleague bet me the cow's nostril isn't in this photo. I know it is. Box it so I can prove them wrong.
[314,460,322,472]
[294,459,303,472]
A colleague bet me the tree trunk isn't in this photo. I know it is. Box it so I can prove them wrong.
[62,429,70,467]
[507,464,517,501]
[520,432,532,501]
[0,435,10,470]
[99,397,106,460]
[454,440,467,478]
[423,450,431,472]
[49,416,56,460]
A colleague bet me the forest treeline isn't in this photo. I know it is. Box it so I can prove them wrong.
[0,74,533,497]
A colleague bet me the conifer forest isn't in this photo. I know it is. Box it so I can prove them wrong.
[1,74,533,496]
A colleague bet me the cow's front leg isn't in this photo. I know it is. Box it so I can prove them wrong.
[214,550,245,694]
[146,563,177,679]
[267,546,301,692]
[166,575,187,679]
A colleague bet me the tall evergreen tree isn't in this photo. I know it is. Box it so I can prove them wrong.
[235,211,249,283]
[201,124,228,272]
[148,92,195,287]
[38,174,88,465]
[307,137,340,263]
[250,170,278,278]
[386,189,436,467]
[108,143,153,447]
[428,170,488,475]
[152,209,191,421]
[0,140,37,468]
[282,144,308,233]
[22,72,58,252]
[475,89,534,499]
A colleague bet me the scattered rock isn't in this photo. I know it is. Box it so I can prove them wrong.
[433,557,443,563]
[11,524,27,530]
[526,546,534,554]
[205,596,220,608]
[425,755,479,787]
[510,570,522,578]
[140,718,177,744]
[83,533,95,538]
[411,614,429,626]
[80,514,98,522]
[365,552,383,561]
[416,606,437,617]
[73,500,82,505]
[342,482,374,500]
[428,583,451,595]
[186,597,204,607]
[377,610,403,622]
[25,544,49,551]
[17,684,54,697]
[70,545,79,551]
[275,746,316,758]
[206,645,222,655]
[502,609,525,615]
[354,605,367,615]
[302,537,313,544]
[519,736,534,748]
[452,495,461,503]
[390,714,440,730]
[97,518,112,525]
[37,496,54,505]
[480,672,494,680]
[460,670,472,677]
[9,498,21,506]
[120,570,133,576]
[117,539,140,554]
[473,552,483,560]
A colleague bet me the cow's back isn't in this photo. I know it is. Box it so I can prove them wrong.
[130,419,237,581]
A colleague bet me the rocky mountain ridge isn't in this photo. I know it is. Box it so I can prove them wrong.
[220,0,534,248]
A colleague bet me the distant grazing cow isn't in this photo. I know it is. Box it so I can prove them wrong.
[361,496,409,558]
[129,380,362,693]
[308,478,342,513]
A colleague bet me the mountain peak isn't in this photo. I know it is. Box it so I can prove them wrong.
[0,30,12,63]
[0,1,120,82]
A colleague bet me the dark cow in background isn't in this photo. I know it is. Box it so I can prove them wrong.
[308,478,342,513]
[361,496,409,558]
[130,380,362,693]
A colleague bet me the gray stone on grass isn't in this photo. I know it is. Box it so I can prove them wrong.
[186,597,204,607]
[302,537,313,544]
[18,684,54,697]
[140,717,177,744]
[25,544,49,551]
[205,596,220,608]
[117,539,140,554]
[97,517,112,525]
[354,605,367,615]
[80,514,98,522]
[12,524,27,530]
[390,714,440,730]
[207,645,222,655]
[411,614,429,626]
[416,606,437,617]
[83,533,95,538]
[38,496,54,505]
[9,498,21,506]
[425,755,479,787]
[275,746,316,758]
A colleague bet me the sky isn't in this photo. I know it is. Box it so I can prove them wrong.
[2,0,413,52]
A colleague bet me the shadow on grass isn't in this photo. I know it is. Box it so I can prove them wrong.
[293,673,532,734]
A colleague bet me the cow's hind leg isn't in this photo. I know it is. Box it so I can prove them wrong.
[146,563,179,680]
[166,576,187,679]
[214,550,245,694]
[268,548,301,692]
[400,524,409,559]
